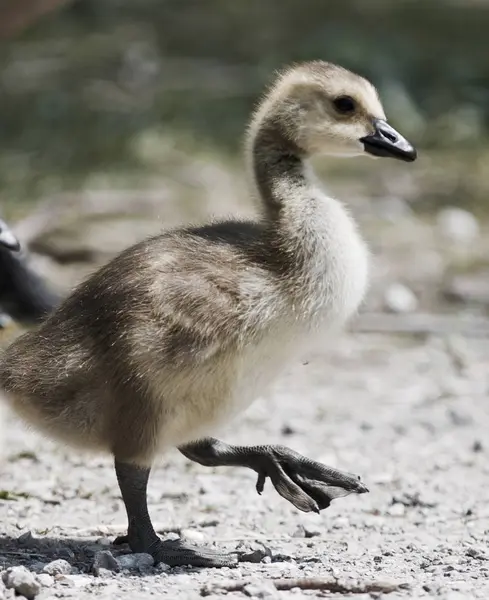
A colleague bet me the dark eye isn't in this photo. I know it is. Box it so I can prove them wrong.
[333,96,356,114]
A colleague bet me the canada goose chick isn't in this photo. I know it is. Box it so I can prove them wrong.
[0,61,416,568]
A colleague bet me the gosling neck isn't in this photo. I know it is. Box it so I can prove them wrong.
[247,117,369,323]
[248,119,307,222]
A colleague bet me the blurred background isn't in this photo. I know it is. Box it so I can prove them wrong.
[1,0,489,327]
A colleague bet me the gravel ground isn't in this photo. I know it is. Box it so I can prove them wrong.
[0,330,488,599]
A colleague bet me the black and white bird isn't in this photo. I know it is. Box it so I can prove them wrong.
[0,217,60,328]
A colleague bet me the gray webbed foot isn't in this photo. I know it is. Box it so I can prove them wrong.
[113,532,237,568]
[253,445,368,513]
[150,538,237,568]
[180,438,368,514]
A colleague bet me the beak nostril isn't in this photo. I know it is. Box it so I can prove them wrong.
[383,131,397,143]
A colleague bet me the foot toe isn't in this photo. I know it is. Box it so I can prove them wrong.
[152,539,238,568]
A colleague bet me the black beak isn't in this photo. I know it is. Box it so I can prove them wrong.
[360,118,417,162]
[0,219,21,252]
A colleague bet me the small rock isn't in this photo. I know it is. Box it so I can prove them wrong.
[236,542,272,564]
[116,553,154,572]
[448,408,473,427]
[94,568,114,579]
[272,552,295,562]
[36,574,54,587]
[384,283,418,314]
[43,559,72,576]
[17,531,34,545]
[180,529,205,544]
[281,424,295,436]
[292,525,306,538]
[57,574,91,588]
[292,523,321,538]
[436,207,480,244]
[466,546,487,560]
[472,440,484,453]
[155,562,171,574]
[95,537,112,546]
[29,563,47,574]
[92,550,120,576]
[425,565,443,574]
[244,581,278,598]
[391,492,437,509]
[3,566,41,600]
[303,525,321,538]
[406,543,421,552]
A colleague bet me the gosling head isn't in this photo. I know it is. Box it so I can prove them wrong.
[256,60,416,162]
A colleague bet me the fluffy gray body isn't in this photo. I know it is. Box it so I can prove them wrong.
[0,61,415,568]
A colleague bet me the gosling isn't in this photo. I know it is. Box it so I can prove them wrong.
[0,61,416,568]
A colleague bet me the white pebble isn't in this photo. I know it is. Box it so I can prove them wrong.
[180,529,205,544]
[94,568,113,579]
[303,525,321,538]
[3,566,40,600]
[36,574,54,587]
[155,562,171,574]
[384,283,418,314]
[43,559,72,576]
[92,550,119,576]
[95,537,112,547]
[57,574,92,588]
[436,207,480,244]
[292,525,306,538]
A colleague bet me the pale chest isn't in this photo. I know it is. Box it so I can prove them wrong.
[229,201,370,414]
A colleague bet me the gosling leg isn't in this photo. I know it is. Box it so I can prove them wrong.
[179,438,368,513]
[113,459,237,567]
